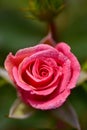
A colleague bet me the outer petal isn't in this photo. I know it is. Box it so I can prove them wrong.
[18,88,70,110]
[4,53,16,81]
[55,42,81,89]
[58,59,71,93]
[13,67,32,91]
[15,44,54,58]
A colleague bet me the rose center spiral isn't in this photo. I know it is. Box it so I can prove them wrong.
[39,67,49,77]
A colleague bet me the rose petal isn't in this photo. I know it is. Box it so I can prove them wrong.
[56,43,80,89]
[15,44,54,58]
[4,44,54,80]
[13,67,33,91]
[4,53,16,81]
[58,59,71,93]
[25,89,70,110]
[18,58,53,88]
[56,42,70,54]
[30,85,57,96]
[17,58,62,94]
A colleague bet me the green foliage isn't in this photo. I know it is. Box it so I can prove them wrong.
[27,0,65,21]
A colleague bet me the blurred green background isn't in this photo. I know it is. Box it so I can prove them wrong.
[0,0,87,130]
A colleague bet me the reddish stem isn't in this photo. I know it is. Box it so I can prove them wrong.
[48,20,57,42]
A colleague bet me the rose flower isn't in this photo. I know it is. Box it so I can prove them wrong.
[4,39,80,110]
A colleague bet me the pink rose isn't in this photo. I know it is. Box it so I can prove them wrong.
[4,42,80,110]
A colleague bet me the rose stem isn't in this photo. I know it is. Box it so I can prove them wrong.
[48,20,58,42]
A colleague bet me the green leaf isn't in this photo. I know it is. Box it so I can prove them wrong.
[9,98,34,119]
[52,102,81,130]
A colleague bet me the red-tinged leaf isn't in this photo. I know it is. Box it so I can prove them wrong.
[9,98,34,119]
[40,33,56,46]
[51,102,81,130]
